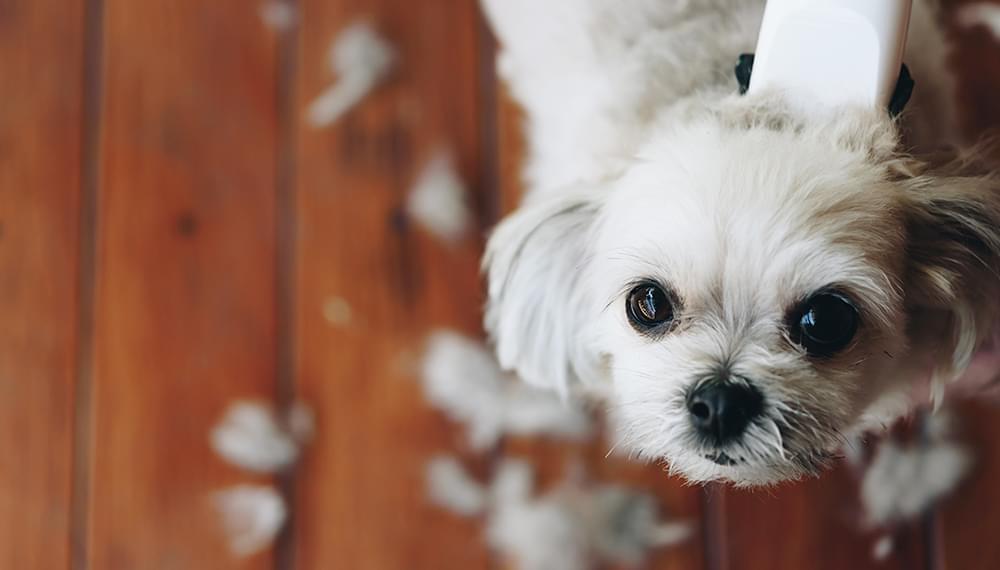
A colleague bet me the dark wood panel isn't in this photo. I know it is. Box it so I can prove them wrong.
[87,1,280,567]
[939,404,1000,570]
[936,3,1000,568]
[943,0,1000,135]
[722,465,926,570]
[292,1,493,568]
[0,0,86,567]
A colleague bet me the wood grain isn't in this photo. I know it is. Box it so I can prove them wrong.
[935,2,1000,569]
[86,1,280,567]
[0,0,86,567]
[938,404,1000,570]
[721,463,928,570]
[291,1,493,568]
[942,0,1000,136]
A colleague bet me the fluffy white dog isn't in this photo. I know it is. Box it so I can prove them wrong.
[480,0,1000,486]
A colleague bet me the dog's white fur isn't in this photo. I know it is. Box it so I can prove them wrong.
[481,0,1000,486]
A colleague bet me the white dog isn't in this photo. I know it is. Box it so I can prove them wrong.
[481,0,1000,486]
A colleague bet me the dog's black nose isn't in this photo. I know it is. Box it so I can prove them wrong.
[687,382,764,444]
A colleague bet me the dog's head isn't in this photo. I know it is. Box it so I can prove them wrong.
[484,98,1000,486]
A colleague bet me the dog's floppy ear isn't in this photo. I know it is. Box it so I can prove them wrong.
[900,145,1000,385]
[483,189,605,394]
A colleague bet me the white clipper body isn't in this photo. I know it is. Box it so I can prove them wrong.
[748,0,913,112]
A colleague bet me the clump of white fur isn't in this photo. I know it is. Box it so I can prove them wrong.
[213,485,287,557]
[211,401,314,473]
[426,455,490,516]
[420,330,592,450]
[259,1,297,31]
[426,456,692,570]
[861,412,972,527]
[406,150,472,244]
[307,21,396,127]
[872,535,894,562]
[958,3,1000,40]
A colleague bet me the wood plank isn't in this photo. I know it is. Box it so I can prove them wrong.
[0,0,86,567]
[292,1,493,569]
[87,1,280,567]
[944,0,1000,135]
[935,2,1000,569]
[938,403,1000,570]
[722,465,926,570]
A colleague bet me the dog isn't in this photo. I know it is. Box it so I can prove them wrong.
[480,0,1000,486]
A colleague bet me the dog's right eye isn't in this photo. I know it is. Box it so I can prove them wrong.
[789,291,859,358]
[626,284,675,331]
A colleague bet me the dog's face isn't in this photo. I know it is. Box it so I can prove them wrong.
[591,119,910,485]
[484,103,1000,486]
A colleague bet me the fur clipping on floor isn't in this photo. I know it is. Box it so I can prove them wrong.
[872,534,894,562]
[213,485,287,557]
[259,1,297,31]
[860,411,972,527]
[307,21,396,127]
[427,456,692,570]
[406,150,472,244]
[426,455,489,516]
[957,3,1000,40]
[211,401,314,473]
[420,330,592,450]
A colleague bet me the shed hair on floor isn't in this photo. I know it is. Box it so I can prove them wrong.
[212,485,287,557]
[420,330,592,450]
[306,21,396,127]
[426,456,693,570]
[210,400,313,473]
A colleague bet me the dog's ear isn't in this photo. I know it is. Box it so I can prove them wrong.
[483,189,605,394]
[900,145,1000,386]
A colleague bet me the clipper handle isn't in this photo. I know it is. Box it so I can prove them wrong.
[747,0,913,111]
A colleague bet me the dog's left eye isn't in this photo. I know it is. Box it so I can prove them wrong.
[789,291,859,357]
[626,284,675,331]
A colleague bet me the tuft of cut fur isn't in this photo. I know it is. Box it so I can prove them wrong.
[259,1,297,32]
[420,330,592,449]
[426,455,490,516]
[958,3,1000,41]
[860,412,972,526]
[306,21,396,127]
[212,485,287,557]
[427,456,692,570]
[407,150,472,244]
[211,401,313,473]
[872,535,895,562]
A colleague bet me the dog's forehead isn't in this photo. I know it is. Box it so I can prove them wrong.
[595,133,903,308]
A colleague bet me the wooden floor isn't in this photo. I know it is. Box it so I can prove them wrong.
[1,0,999,568]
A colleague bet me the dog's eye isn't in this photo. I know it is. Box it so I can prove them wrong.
[790,291,859,357]
[626,284,674,331]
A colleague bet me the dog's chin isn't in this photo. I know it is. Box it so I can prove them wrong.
[665,445,834,488]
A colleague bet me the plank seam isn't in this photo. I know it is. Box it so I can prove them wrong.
[273,0,301,569]
[702,483,728,570]
[70,0,106,567]
[476,9,504,570]
[475,7,501,238]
